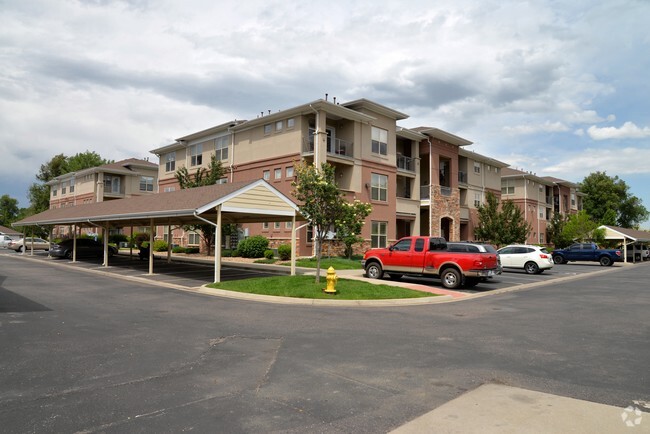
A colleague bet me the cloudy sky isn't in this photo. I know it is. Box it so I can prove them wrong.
[2,0,649,226]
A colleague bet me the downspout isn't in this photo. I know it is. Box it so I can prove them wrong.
[427,137,433,237]
[228,127,236,183]
[309,104,320,165]
[193,209,220,283]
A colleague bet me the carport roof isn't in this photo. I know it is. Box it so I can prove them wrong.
[600,225,650,242]
[12,179,304,228]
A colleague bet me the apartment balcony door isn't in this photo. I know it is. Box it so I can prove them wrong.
[104,175,121,194]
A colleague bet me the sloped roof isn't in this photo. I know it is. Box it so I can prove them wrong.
[0,224,21,235]
[47,158,158,185]
[600,225,650,242]
[13,180,302,228]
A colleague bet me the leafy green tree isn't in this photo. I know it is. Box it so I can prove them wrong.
[580,171,649,228]
[292,162,372,283]
[0,195,20,226]
[547,212,572,248]
[28,151,112,214]
[335,199,373,259]
[175,153,226,254]
[561,210,605,244]
[474,192,531,246]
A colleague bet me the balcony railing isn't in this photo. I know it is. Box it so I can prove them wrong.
[546,195,553,204]
[458,171,467,184]
[420,185,430,200]
[397,155,415,172]
[440,186,452,196]
[302,136,353,158]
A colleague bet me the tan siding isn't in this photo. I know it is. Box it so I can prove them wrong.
[224,186,292,211]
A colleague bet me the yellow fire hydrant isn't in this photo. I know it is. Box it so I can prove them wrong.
[323,266,338,294]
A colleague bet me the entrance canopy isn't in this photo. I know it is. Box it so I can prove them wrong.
[13,179,305,281]
[600,225,650,263]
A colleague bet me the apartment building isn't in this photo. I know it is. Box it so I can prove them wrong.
[47,158,158,237]
[541,176,584,216]
[151,97,507,255]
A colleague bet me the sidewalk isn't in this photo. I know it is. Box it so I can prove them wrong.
[391,383,649,433]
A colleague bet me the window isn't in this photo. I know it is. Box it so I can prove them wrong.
[163,186,175,193]
[371,126,388,155]
[474,162,481,174]
[414,238,425,252]
[264,124,272,134]
[539,209,545,218]
[571,193,576,207]
[286,166,294,177]
[263,170,270,181]
[274,222,281,229]
[139,176,154,192]
[285,221,293,229]
[61,182,67,195]
[104,175,120,193]
[52,188,57,197]
[274,168,282,180]
[275,120,283,131]
[371,221,387,248]
[190,144,203,166]
[165,152,176,172]
[539,233,545,244]
[392,239,412,251]
[306,225,313,242]
[70,178,75,193]
[215,136,229,161]
[501,180,515,195]
[371,173,388,201]
[188,233,200,245]
[287,118,295,128]
[474,193,482,207]
[216,178,228,184]
[262,222,269,230]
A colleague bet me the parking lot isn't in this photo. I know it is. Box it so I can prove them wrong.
[1,248,632,295]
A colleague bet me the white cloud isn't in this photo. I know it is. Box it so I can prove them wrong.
[587,122,650,140]
[502,121,570,135]
[543,147,650,177]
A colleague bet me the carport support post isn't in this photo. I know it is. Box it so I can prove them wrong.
[148,219,154,275]
[48,227,53,258]
[167,225,172,263]
[290,215,297,276]
[103,224,109,267]
[72,224,77,263]
[129,225,134,260]
[215,206,222,283]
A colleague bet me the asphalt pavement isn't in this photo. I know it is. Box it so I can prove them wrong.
[1,251,649,432]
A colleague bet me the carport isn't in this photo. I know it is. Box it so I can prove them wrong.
[12,179,305,282]
[599,225,650,263]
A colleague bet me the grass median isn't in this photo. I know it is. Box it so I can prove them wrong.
[207,275,437,300]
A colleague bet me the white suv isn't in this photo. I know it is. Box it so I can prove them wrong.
[497,245,554,274]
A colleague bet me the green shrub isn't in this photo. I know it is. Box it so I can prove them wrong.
[153,240,168,252]
[232,249,241,257]
[278,244,292,260]
[264,249,275,260]
[172,246,186,254]
[222,249,232,257]
[132,232,150,247]
[185,247,200,254]
[237,235,269,258]
[109,234,129,245]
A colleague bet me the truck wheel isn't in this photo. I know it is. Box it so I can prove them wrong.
[553,255,565,264]
[599,256,612,266]
[365,262,384,279]
[524,261,539,274]
[440,268,462,290]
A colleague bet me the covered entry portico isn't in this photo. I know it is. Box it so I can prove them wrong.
[599,225,650,263]
[13,180,304,282]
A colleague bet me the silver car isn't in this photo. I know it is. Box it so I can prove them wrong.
[7,237,50,253]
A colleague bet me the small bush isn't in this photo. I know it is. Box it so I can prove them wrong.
[132,232,150,247]
[232,249,241,257]
[185,247,200,254]
[172,246,186,254]
[153,240,168,252]
[278,244,292,261]
[237,235,269,258]
[109,234,128,245]
[264,249,275,260]
[222,249,232,257]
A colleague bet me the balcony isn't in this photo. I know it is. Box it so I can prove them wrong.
[440,186,452,196]
[397,154,415,173]
[302,135,353,158]
[458,171,468,184]
[420,185,430,200]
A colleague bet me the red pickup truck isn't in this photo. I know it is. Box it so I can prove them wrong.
[362,237,499,289]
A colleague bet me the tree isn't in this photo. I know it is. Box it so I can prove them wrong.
[561,210,605,245]
[292,161,372,283]
[335,199,373,260]
[474,192,531,246]
[580,171,649,228]
[547,212,572,248]
[0,195,20,226]
[28,151,112,214]
[175,153,226,254]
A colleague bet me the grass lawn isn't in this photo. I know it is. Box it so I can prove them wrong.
[207,275,437,300]
[280,256,364,270]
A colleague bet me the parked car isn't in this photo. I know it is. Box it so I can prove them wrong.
[0,234,16,248]
[456,241,502,275]
[7,237,50,252]
[497,245,554,274]
[615,244,649,262]
[551,243,622,266]
[49,238,117,259]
